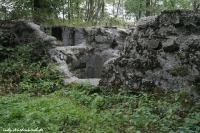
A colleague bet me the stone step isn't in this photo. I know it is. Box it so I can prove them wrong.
[63,77,101,86]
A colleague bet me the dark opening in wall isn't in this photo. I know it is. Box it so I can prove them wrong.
[52,26,62,41]
[110,39,118,49]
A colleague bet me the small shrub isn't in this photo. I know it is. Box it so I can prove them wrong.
[91,95,104,109]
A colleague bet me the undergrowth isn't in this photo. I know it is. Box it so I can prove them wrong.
[0,31,200,133]
[0,84,200,133]
[0,31,63,95]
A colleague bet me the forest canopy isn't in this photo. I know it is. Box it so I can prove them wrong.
[0,0,199,25]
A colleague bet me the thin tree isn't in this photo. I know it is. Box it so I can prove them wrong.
[33,0,41,23]
[146,0,151,16]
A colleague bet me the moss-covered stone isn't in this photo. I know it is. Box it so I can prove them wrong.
[57,40,63,46]
[178,90,193,107]
[170,66,189,77]
[177,52,185,60]
[191,84,200,95]
[153,87,165,99]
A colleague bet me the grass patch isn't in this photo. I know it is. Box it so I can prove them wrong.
[1,85,200,133]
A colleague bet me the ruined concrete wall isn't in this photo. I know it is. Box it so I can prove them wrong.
[12,21,57,45]
[50,26,131,79]
[52,26,62,41]
[99,10,200,101]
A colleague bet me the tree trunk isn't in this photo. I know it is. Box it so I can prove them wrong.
[88,0,94,20]
[193,0,200,10]
[34,0,40,10]
[62,0,65,22]
[92,0,102,25]
[116,0,121,18]
[86,1,89,20]
[101,0,105,18]
[68,0,71,21]
[76,0,79,19]
[70,0,73,21]
[33,0,41,23]
[151,0,157,15]
[193,0,197,10]
[112,0,115,16]
[146,0,150,17]
[170,0,175,10]
[138,2,142,20]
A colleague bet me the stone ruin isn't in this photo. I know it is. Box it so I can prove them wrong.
[4,10,200,101]
[49,26,131,85]
[99,10,200,101]
[2,20,131,85]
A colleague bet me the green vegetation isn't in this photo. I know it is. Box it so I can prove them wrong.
[1,84,200,132]
[0,1,200,133]
[170,66,189,77]
[0,31,63,95]
[0,32,200,132]
[191,84,200,95]
[1,0,199,27]
[177,52,185,60]
[124,0,198,20]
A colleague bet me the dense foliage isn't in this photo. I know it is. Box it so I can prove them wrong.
[0,31,63,95]
[0,84,200,132]
[0,0,199,26]
[0,0,106,26]
[124,0,199,20]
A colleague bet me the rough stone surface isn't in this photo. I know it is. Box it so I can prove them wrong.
[63,77,101,86]
[9,10,200,97]
[13,21,57,46]
[137,16,157,29]
[163,37,179,52]
[99,10,200,101]
[4,20,131,86]
[50,27,131,80]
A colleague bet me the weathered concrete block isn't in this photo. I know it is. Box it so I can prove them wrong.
[137,16,157,29]
[163,38,179,52]
[62,27,74,46]
[148,40,162,50]
[74,28,86,45]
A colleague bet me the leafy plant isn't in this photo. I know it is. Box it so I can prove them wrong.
[0,41,63,95]
[1,85,200,133]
